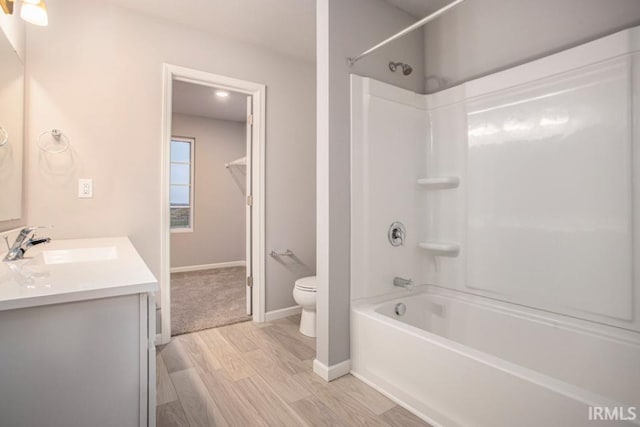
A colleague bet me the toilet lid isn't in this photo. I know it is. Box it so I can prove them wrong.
[295,276,317,291]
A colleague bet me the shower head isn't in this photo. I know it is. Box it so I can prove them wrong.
[389,61,413,76]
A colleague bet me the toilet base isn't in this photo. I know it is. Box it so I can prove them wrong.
[299,308,316,338]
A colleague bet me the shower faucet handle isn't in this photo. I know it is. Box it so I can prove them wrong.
[388,222,406,247]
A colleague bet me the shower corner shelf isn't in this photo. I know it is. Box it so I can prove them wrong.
[418,242,460,257]
[417,176,460,190]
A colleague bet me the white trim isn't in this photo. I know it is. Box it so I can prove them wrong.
[312,358,351,382]
[170,261,246,273]
[170,227,193,234]
[264,305,302,322]
[160,64,267,344]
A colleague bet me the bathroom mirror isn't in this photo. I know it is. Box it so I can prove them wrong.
[0,28,24,229]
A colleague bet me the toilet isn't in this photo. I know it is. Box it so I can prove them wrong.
[292,276,317,337]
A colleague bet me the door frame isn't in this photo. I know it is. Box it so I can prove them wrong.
[159,64,266,344]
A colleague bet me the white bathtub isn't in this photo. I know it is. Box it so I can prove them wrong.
[351,286,640,427]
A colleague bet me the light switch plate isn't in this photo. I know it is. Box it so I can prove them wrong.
[78,179,93,198]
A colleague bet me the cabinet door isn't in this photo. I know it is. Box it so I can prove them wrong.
[0,295,142,427]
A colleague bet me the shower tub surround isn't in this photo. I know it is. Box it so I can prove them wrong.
[350,26,640,427]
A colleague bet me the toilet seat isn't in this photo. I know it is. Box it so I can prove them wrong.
[294,276,316,292]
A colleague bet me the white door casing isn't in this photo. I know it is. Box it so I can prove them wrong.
[246,96,253,316]
[160,64,266,344]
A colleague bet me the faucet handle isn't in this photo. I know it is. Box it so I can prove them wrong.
[3,236,9,251]
[21,225,51,235]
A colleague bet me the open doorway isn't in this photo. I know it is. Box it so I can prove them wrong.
[170,82,249,335]
[160,65,266,343]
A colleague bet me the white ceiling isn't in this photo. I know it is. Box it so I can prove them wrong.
[101,0,451,63]
[172,81,248,122]
[102,0,317,62]
[385,0,455,18]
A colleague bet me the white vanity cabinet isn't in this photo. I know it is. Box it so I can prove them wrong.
[0,237,158,427]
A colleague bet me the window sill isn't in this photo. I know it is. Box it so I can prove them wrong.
[171,228,193,234]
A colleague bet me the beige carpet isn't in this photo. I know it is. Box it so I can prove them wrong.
[170,266,250,336]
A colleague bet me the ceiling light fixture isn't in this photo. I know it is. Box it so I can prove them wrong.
[215,90,230,98]
[20,0,48,26]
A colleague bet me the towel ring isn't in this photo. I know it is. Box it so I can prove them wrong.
[38,129,70,154]
[0,126,7,147]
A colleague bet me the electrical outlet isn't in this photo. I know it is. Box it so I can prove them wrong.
[78,179,93,198]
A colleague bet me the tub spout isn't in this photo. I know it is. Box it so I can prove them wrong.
[393,276,413,289]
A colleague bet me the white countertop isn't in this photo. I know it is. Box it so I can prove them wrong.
[0,237,158,311]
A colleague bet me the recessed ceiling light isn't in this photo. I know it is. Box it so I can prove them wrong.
[215,90,230,98]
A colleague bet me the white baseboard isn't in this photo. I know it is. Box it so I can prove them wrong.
[264,305,302,322]
[170,260,246,273]
[313,358,351,382]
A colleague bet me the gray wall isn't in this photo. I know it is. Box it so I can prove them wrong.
[170,114,246,269]
[316,0,424,368]
[24,0,316,322]
[423,0,640,92]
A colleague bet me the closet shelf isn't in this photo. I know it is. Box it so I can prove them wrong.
[418,242,460,257]
[225,156,247,168]
[417,176,460,190]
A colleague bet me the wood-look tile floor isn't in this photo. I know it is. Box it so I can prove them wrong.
[157,315,431,427]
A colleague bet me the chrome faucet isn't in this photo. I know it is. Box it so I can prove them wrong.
[393,276,413,289]
[3,226,51,262]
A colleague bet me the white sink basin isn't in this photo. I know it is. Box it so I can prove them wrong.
[41,246,118,265]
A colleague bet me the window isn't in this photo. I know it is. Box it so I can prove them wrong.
[170,137,194,231]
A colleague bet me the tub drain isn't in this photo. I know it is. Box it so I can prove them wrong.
[395,303,406,316]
